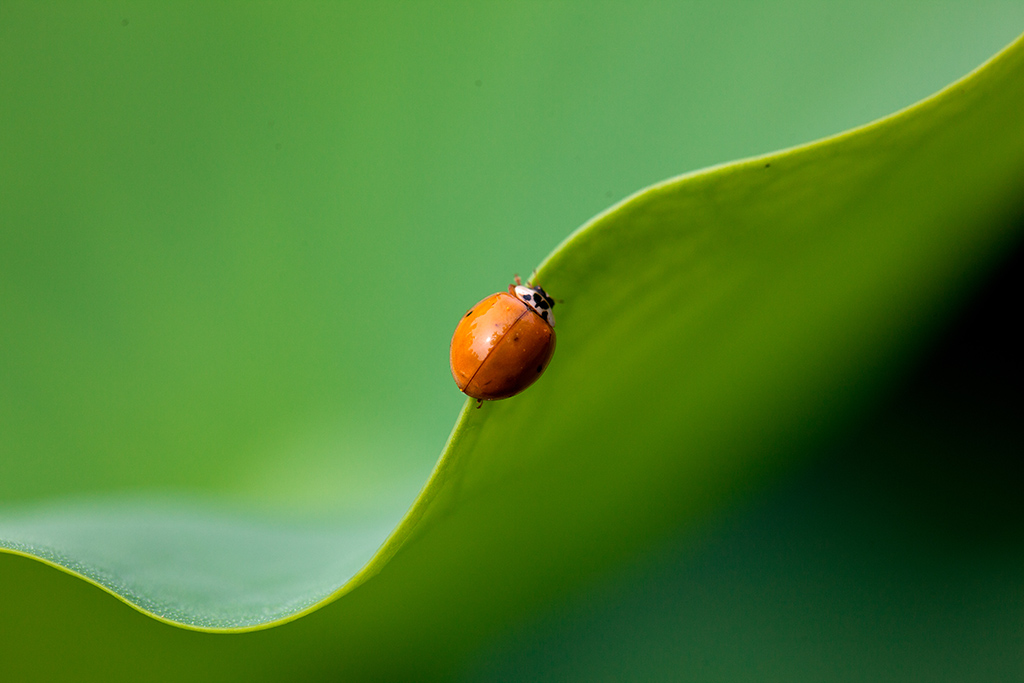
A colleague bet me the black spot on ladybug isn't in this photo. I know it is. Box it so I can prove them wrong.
[533,287,555,309]
[522,293,532,302]
[513,334,519,342]
[536,364,544,372]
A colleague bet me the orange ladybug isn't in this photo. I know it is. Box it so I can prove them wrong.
[450,277,557,403]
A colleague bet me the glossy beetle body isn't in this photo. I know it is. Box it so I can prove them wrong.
[450,283,556,401]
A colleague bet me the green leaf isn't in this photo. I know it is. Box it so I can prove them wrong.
[2,4,1023,680]
[466,235,1024,679]
[3,23,1023,629]
[0,496,400,629]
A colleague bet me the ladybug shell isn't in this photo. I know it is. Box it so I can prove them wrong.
[450,291,556,400]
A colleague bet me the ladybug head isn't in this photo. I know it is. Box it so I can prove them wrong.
[510,284,556,326]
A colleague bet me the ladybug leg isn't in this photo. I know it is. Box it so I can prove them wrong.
[475,398,484,409]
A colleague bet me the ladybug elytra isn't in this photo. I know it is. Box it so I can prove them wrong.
[450,277,557,403]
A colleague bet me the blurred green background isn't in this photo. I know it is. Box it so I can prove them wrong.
[1,1,1022,680]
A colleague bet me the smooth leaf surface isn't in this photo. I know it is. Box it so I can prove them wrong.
[468,238,1024,680]
[2,24,1023,633]
[2,4,1024,680]
[0,497,399,628]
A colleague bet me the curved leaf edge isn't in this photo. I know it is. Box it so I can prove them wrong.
[2,30,1021,633]
[350,26,1023,628]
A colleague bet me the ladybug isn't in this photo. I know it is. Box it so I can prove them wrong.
[450,276,557,404]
